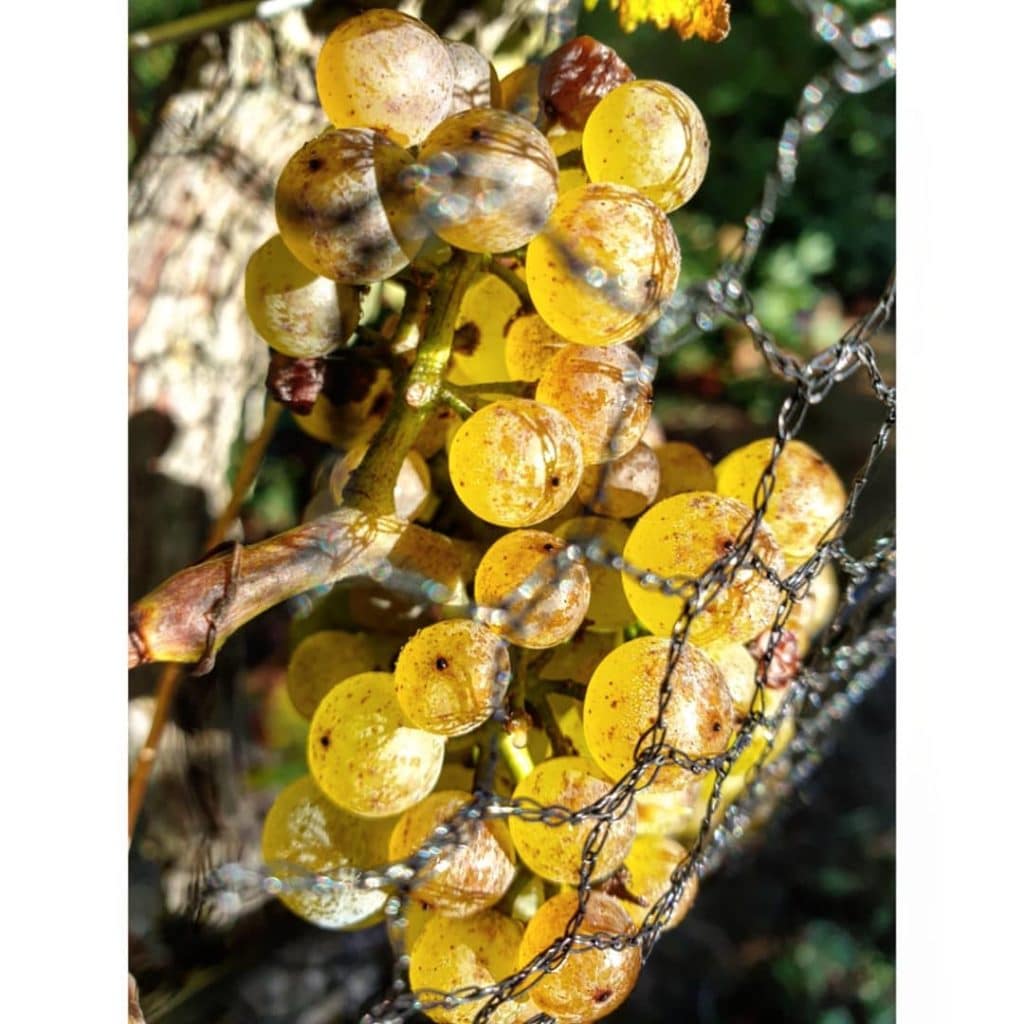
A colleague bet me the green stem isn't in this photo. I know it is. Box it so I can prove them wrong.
[486,256,533,308]
[498,728,535,785]
[129,0,314,51]
[446,380,535,402]
[343,252,481,515]
[439,389,474,419]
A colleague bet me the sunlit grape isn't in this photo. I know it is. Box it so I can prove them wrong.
[577,442,660,518]
[447,272,522,386]
[554,517,634,632]
[654,440,716,499]
[617,834,698,930]
[504,313,569,381]
[445,40,500,115]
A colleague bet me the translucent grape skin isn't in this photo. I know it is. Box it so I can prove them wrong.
[504,312,569,381]
[526,183,681,347]
[654,440,717,500]
[621,492,786,644]
[618,834,698,930]
[714,438,848,561]
[316,9,454,147]
[448,398,584,528]
[416,108,558,254]
[287,629,399,719]
[538,36,635,131]
[554,516,634,632]
[577,442,660,519]
[244,235,360,357]
[445,40,501,115]
[535,344,654,465]
[474,530,591,650]
[509,756,636,885]
[307,672,445,818]
[410,911,534,1024]
[583,636,733,792]
[275,128,424,285]
[394,619,511,736]
[517,891,641,1023]
[498,63,541,125]
[447,272,522,386]
[260,776,395,929]
[388,790,517,916]
[583,80,710,212]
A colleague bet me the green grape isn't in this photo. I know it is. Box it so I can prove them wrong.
[714,438,848,561]
[410,911,534,1024]
[307,672,445,818]
[654,440,717,499]
[577,442,660,519]
[498,63,541,124]
[275,128,424,284]
[474,530,590,649]
[554,517,634,632]
[504,313,569,382]
[394,620,511,736]
[445,40,501,115]
[508,756,635,885]
[244,235,360,358]
[525,183,680,347]
[535,344,653,465]
[583,81,709,212]
[583,636,733,791]
[260,775,394,929]
[447,272,522,386]
[287,629,399,719]
[621,492,786,644]
[388,790,517,916]
[416,109,558,254]
[448,398,584,528]
[316,9,454,147]
[618,834,697,930]
[517,891,641,1023]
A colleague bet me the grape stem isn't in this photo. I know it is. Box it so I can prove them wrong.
[445,380,535,402]
[438,388,474,419]
[485,256,533,308]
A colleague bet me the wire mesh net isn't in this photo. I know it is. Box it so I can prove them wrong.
[167,1,899,1021]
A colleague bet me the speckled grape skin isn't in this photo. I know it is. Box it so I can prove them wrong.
[525,183,680,347]
[260,776,395,929]
[583,80,710,212]
[315,10,454,147]
[654,441,717,500]
[417,109,558,254]
[447,272,522,386]
[307,672,445,818]
[448,398,584,528]
[714,438,848,561]
[388,790,516,916]
[583,636,733,792]
[517,892,641,1023]
[622,492,786,644]
[536,344,653,465]
[578,442,660,518]
[509,756,636,885]
[275,129,424,284]
[244,235,360,357]
[394,620,510,736]
[474,530,591,649]
[445,40,501,116]
[554,516,634,632]
[410,911,534,1024]
[504,313,569,381]
[619,834,698,930]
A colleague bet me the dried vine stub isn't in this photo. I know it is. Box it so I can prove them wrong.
[539,36,635,130]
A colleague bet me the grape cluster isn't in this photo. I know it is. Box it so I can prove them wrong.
[247,11,848,1022]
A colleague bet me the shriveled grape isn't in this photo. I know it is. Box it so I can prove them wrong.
[539,36,635,131]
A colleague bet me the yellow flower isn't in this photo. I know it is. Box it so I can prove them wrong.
[585,0,732,41]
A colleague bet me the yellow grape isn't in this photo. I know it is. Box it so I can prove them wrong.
[509,756,636,885]
[618,834,698,930]
[548,126,583,157]
[558,164,590,195]
[417,109,558,254]
[316,10,454,147]
[292,362,393,449]
[504,313,569,382]
[714,438,847,561]
[244,235,360,357]
[448,398,584,528]
[641,416,667,448]
[583,636,733,792]
[538,631,621,688]
[287,629,399,719]
[260,775,394,929]
[410,911,533,1024]
[705,641,791,723]
[388,790,517,916]
[415,405,460,458]
[583,81,709,212]
[275,129,424,284]
[535,344,654,465]
[517,891,641,1023]
[498,63,541,124]
[654,440,717,499]
[387,897,436,954]
[307,672,445,817]
[554,516,634,632]
[525,183,680,347]
[474,530,591,649]
[445,40,500,115]
[787,561,840,654]
[394,620,511,736]
[447,272,522,386]
[635,785,703,838]
[622,492,786,644]
[577,442,660,518]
